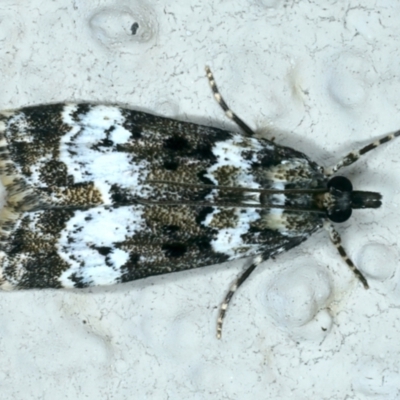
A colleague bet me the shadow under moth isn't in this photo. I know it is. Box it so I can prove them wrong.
[0,67,397,338]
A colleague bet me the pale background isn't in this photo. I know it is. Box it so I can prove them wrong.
[0,1,400,399]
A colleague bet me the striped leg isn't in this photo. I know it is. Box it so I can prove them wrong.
[217,255,263,339]
[205,66,255,137]
[324,222,369,289]
[325,130,400,175]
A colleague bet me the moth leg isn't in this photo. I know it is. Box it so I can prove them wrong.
[324,222,369,289]
[324,130,400,175]
[217,255,263,339]
[205,66,255,137]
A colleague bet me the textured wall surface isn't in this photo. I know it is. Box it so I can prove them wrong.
[1,1,400,399]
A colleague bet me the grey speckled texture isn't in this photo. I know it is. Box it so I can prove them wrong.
[0,1,400,399]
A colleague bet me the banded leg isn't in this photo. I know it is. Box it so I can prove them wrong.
[324,222,369,289]
[205,66,255,137]
[325,129,400,175]
[217,255,263,339]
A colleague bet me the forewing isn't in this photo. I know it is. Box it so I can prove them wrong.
[1,204,316,289]
[0,103,325,289]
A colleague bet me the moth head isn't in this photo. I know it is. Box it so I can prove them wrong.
[326,176,382,223]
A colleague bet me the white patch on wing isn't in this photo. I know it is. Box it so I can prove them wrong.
[264,158,316,183]
[262,212,318,237]
[57,205,146,287]
[270,181,286,206]
[263,212,291,234]
[204,207,261,258]
[207,134,268,189]
[60,104,151,202]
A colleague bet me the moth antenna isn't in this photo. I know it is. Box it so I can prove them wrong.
[324,130,400,175]
[324,222,369,289]
[136,198,326,215]
[217,256,262,339]
[205,66,255,137]
[148,180,327,195]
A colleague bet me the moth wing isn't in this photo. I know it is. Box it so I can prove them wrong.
[0,103,324,289]
[0,204,314,289]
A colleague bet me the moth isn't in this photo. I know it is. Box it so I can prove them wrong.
[0,67,397,338]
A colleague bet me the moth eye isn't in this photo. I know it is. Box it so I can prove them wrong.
[327,176,353,222]
[327,208,352,223]
[327,176,353,193]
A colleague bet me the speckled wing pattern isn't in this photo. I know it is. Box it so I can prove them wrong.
[0,103,327,289]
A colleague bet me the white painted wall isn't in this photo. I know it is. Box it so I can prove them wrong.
[0,1,399,399]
